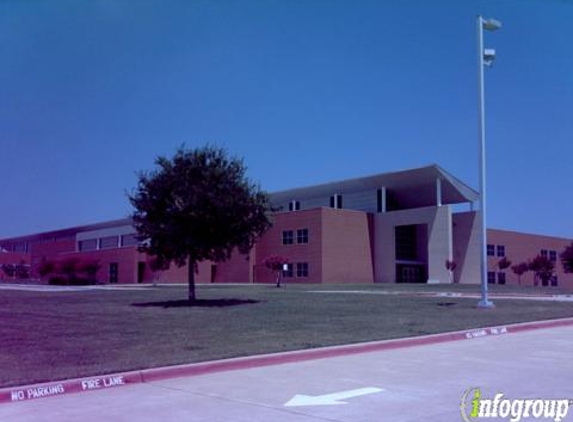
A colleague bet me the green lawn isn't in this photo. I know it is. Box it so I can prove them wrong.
[0,283,572,388]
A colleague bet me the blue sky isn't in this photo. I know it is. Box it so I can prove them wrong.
[1,0,572,239]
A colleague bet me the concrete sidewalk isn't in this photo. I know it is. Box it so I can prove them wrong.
[3,325,573,422]
[309,289,573,302]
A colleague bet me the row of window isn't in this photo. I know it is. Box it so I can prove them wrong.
[488,271,559,286]
[487,244,557,262]
[288,189,397,212]
[487,271,506,284]
[487,244,506,257]
[282,229,309,245]
[78,234,139,252]
[287,189,390,213]
[288,201,301,211]
[541,249,558,262]
[1,235,78,252]
[282,262,309,278]
[329,194,343,209]
[488,245,560,262]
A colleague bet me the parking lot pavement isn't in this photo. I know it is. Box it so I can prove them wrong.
[3,325,573,422]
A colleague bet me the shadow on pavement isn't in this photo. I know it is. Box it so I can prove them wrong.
[132,298,260,308]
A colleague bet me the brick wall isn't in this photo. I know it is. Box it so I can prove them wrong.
[321,208,374,283]
[487,229,573,288]
[254,208,323,284]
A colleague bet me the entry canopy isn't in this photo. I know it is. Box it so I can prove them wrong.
[271,165,479,210]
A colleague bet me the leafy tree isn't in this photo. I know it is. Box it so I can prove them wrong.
[561,242,573,273]
[511,262,529,285]
[1,264,16,278]
[129,145,272,301]
[15,260,30,279]
[149,256,170,286]
[445,259,457,283]
[263,255,290,288]
[58,257,81,284]
[78,260,101,283]
[497,257,512,271]
[528,255,555,287]
[37,258,56,279]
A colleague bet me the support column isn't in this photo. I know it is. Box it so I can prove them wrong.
[378,187,387,213]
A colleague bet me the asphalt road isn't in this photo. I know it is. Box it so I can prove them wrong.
[3,325,573,422]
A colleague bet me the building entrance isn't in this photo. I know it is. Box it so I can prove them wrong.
[396,264,426,283]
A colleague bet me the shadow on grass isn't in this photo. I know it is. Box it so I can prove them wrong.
[132,298,260,308]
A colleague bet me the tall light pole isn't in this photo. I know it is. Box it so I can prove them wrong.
[477,16,501,309]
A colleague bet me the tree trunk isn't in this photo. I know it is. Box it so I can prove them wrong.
[188,257,196,302]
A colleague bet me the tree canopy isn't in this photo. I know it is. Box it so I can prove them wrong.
[129,145,272,300]
[561,242,573,273]
[528,255,555,287]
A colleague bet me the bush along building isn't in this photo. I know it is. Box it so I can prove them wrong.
[1,165,572,288]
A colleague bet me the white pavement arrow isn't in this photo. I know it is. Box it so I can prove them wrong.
[284,387,385,407]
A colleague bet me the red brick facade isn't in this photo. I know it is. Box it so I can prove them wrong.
[1,209,572,287]
[487,229,573,289]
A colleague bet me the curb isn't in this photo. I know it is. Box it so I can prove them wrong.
[3,316,573,405]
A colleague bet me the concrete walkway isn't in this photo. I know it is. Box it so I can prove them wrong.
[310,289,573,302]
[3,325,573,422]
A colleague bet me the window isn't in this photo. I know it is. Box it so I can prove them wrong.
[109,263,119,284]
[288,201,301,211]
[13,242,28,252]
[541,249,548,258]
[296,262,309,278]
[100,236,119,249]
[395,225,418,261]
[549,250,557,262]
[377,188,384,213]
[330,194,342,209]
[296,229,308,244]
[78,239,98,252]
[121,234,139,247]
[282,263,294,278]
[282,230,294,245]
[496,245,505,257]
[497,272,506,285]
[551,276,558,287]
[487,244,495,256]
[487,271,496,284]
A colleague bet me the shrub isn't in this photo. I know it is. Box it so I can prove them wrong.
[263,255,290,288]
[445,259,457,283]
[511,262,529,285]
[48,277,68,285]
[528,255,555,287]
[561,242,573,273]
[497,257,512,271]
[78,260,101,283]
[38,260,56,279]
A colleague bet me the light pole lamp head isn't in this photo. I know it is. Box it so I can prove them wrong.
[482,18,502,31]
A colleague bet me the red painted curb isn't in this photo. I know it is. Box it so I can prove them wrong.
[2,317,573,405]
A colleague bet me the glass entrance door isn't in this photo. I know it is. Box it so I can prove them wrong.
[396,264,426,283]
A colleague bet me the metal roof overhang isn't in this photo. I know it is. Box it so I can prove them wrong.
[270,165,479,209]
